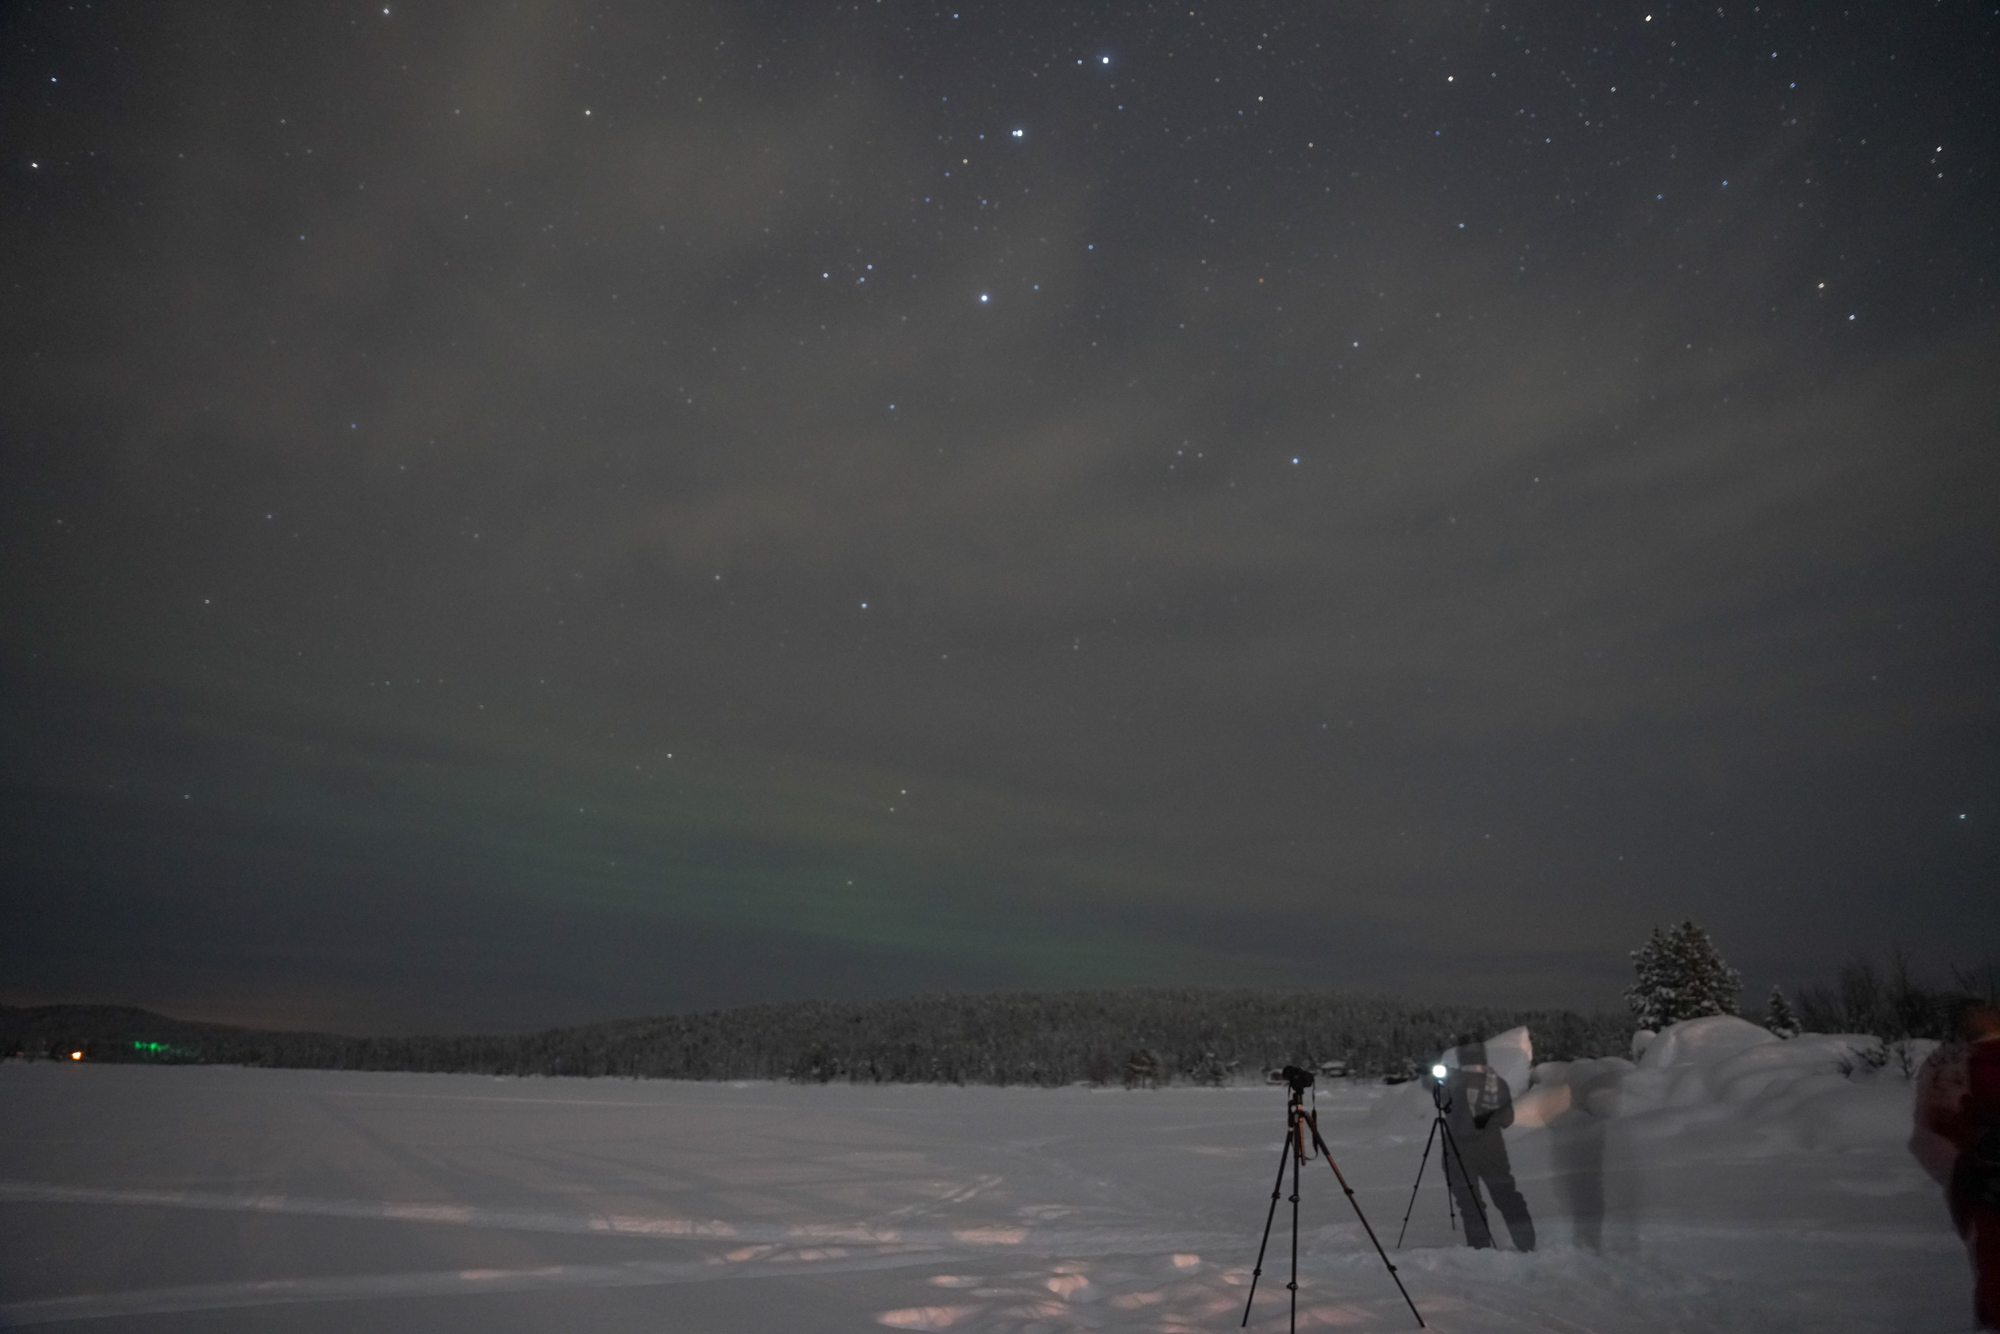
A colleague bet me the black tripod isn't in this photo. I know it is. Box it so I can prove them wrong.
[1394,1066,1492,1249]
[1242,1066,1424,1331]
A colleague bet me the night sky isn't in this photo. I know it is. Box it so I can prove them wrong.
[3,2,1995,1035]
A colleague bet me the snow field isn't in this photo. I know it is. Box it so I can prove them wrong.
[0,1017,1972,1332]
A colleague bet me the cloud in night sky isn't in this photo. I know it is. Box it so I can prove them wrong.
[2,1,1995,1032]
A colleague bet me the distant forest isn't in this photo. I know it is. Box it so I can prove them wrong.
[1,990,1633,1086]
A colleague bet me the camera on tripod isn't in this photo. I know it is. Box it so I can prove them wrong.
[1241,1064,1424,1330]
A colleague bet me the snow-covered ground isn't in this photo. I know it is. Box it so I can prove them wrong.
[0,1018,1971,1332]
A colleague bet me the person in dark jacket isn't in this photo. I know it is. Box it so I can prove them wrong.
[1440,1037,1535,1251]
[1913,999,2000,1329]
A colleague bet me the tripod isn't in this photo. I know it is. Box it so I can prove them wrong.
[1394,1067,1492,1249]
[1242,1066,1424,1331]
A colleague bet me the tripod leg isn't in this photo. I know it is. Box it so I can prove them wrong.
[1395,1117,1440,1249]
[1305,1111,1426,1329]
[1241,1126,1295,1327]
[1437,1121,1493,1247]
[1289,1122,1303,1334]
[1445,1142,1457,1235]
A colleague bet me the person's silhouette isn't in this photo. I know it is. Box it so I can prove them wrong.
[1913,999,2000,1328]
[1441,1038,1536,1251]
[1551,1102,1607,1249]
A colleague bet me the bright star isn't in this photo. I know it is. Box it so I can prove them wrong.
[1011,128,1024,138]
[979,293,989,303]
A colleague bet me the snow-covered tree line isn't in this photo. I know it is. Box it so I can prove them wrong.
[5,990,1633,1085]
[19,940,1988,1082]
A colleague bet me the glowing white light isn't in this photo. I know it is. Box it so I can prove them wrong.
[1011,128,1024,138]
[1431,1064,1448,1080]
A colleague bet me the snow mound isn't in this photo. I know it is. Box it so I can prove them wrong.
[1634,1015,1777,1071]
[1517,1018,1918,1157]
[1373,1017,1909,1144]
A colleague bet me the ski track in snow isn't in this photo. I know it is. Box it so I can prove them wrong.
[0,1032,1971,1333]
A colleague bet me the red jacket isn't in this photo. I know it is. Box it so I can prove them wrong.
[1915,1036,2000,1185]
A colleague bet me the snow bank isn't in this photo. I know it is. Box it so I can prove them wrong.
[1497,1017,1927,1167]
[1370,1015,1912,1146]
[1635,1014,1776,1069]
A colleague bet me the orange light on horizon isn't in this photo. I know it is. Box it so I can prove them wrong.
[70,1051,83,1061]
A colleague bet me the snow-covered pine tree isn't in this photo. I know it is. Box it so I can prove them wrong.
[1763,985,1800,1039]
[1625,920,1743,1029]
[1122,1048,1164,1089]
[1626,925,1680,1031]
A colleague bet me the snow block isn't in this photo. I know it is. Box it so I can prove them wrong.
[1434,1024,1534,1097]
[1635,1015,1777,1071]
[1509,1082,1572,1128]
